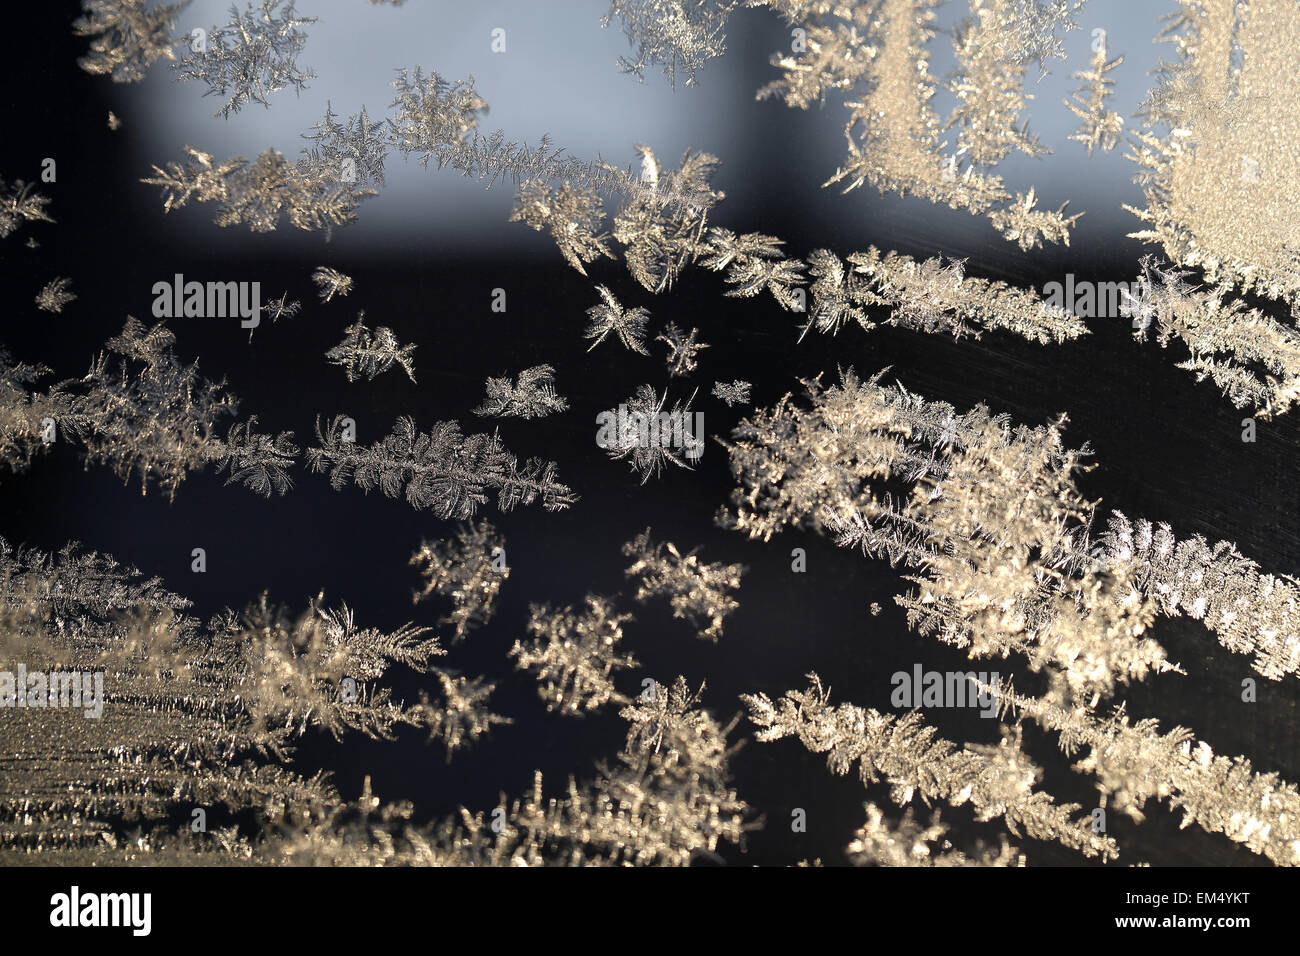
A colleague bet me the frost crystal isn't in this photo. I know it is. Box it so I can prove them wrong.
[411,521,509,643]
[142,146,375,234]
[1064,41,1125,155]
[511,181,614,276]
[584,285,652,354]
[993,684,1300,866]
[312,266,354,302]
[472,365,568,419]
[306,414,576,518]
[34,277,76,313]
[0,177,54,239]
[510,595,638,715]
[1125,256,1300,417]
[387,67,489,169]
[711,379,750,406]
[263,291,300,323]
[744,675,1117,860]
[519,149,1081,346]
[622,529,743,641]
[655,322,709,376]
[758,0,1080,247]
[173,0,317,118]
[300,103,391,190]
[601,384,701,483]
[1098,512,1300,683]
[601,0,740,88]
[848,802,1023,866]
[73,0,188,83]
[722,371,1171,701]
[1127,0,1300,306]
[0,539,445,860]
[418,669,512,760]
[59,318,296,499]
[326,313,417,383]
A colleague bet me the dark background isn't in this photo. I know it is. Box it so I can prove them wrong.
[1,2,1297,866]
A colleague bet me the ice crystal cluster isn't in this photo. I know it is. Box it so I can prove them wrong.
[721,370,1300,863]
[15,0,1300,871]
[511,145,1083,351]
[756,0,1082,248]
[0,319,570,513]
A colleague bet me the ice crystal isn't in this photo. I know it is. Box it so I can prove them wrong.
[656,322,710,376]
[520,151,1081,346]
[326,313,417,383]
[1123,257,1300,418]
[34,278,75,314]
[410,521,509,643]
[1064,41,1125,155]
[621,529,743,641]
[600,383,702,483]
[895,417,1168,702]
[992,683,1300,866]
[711,379,750,406]
[1127,0,1300,306]
[510,595,638,715]
[418,669,512,760]
[306,414,576,518]
[945,0,1050,167]
[721,370,1176,701]
[612,146,725,292]
[0,177,54,239]
[0,538,443,859]
[510,181,614,276]
[848,802,1024,866]
[312,266,354,302]
[300,103,391,190]
[1099,512,1300,682]
[0,352,69,475]
[991,0,1084,74]
[73,0,188,83]
[602,0,741,88]
[0,317,304,498]
[432,679,747,866]
[584,285,652,354]
[387,67,489,169]
[143,146,375,233]
[472,365,568,419]
[60,318,296,499]
[213,414,299,497]
[387,68,650,205]
[813,246,1082,342]
[758,0,1080,247]
[173,0,317,119]
[263,291,300,323]
[744,675,1117,859]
